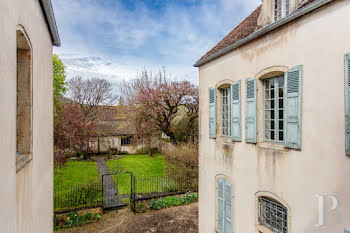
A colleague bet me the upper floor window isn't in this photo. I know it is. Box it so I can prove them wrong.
[264,76,284,143]
[274,0,290,21]
[258,197,288,233]
[221,87,231,137]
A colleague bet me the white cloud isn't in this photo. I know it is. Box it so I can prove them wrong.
[52,0,261,91]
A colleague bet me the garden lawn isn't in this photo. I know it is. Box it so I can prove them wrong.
[106,154,168,195]
[54,160,100,188]
[106,154,166,177]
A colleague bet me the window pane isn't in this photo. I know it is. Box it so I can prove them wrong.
[265,130,270,140]
[279,120,283,130]
[279,110,283,120]
[279,131,283,141]
[270,110,275,119]
[270,89,275,99]
[270,100,274,108]
[279,99,283,108]
[271,131,275,140]
[270,79,275,89]
[278,77,284,87]
[279,88,283,98]
[271,120,275,130]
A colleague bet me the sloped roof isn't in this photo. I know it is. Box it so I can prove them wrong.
[94,106,136,137]
[195,0,332,67]
[39,0,60,46]
[197,5,261,64]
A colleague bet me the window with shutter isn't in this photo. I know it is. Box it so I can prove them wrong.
[217,178,233,233]
[231,81,241,141]
[345,54,350,155]
[217,178,224,233]
[245,78,257,143]
[209,88,216,138]
[284,65,302,149]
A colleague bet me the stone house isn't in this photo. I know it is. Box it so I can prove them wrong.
[91,106,140,154]
[0,0,60,232]
[195,0,350,233]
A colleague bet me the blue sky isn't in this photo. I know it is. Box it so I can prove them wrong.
[52,0,261,91]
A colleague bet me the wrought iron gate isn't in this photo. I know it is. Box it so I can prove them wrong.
[102,172,136,210]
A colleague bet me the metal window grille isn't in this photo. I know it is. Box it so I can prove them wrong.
[221,88,231,137]
[258,197,288,233]
[264,76,284,143]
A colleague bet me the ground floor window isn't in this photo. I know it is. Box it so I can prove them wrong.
[216,178,233,233]
[258,197,287,233]
[121,136,132,145]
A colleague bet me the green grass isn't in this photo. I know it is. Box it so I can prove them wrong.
[106,154,168,195]
[54,160,100,188]
[106,154,166,177]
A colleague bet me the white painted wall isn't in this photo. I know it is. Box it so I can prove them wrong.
[198,1,350,233]
[0,0,53,232]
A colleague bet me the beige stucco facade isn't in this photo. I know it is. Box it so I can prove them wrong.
[198,1,350,233]
[0,0,55,232]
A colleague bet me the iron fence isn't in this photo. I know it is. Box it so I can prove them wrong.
[54,182,103,212]
[54,173,198,212]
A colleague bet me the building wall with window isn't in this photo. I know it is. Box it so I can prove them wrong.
[0,0,58,232]
[91,135,141,154]
[198,1,350,233]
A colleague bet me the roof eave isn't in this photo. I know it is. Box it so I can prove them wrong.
[194,0,335,67]
[39,0,61,47]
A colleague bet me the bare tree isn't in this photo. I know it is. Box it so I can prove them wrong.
[122,69,199,146]
[68,77,117,121]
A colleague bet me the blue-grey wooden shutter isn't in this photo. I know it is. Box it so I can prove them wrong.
[217,178,224,233]
[245,78,257,143]
[224,180,233,233]
[345,228,350,233]
[209,88,216,138]
[284,65,302,149]
[231,81,241,141]
[345,54,350,155]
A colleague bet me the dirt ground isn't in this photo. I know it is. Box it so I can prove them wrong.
[57,202,198,233]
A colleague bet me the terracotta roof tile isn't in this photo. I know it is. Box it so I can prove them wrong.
[196,5,261,64]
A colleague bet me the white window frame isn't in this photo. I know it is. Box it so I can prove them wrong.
[274,0,290,22]
[263,76,284,143]
[220,87,231,137]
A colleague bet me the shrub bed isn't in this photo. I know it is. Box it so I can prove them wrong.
[135,192,198,213]
[54,210,102,230]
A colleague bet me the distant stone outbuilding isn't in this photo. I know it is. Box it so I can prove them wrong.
[92,106,140,154]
